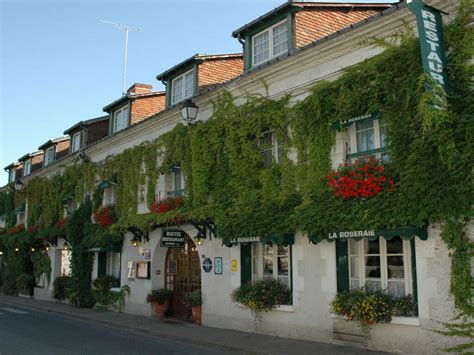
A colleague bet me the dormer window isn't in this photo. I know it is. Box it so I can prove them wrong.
[8,169,15,183]
[71,132,81,153]
[252,20,288,66]
[44,146,55,166]
[112,105,129,133]
[171,70,194,105]
[23,159,32,176]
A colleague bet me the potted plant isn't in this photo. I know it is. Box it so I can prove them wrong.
[16,273,35,297]
[184,290,202,325]
[146,288,173,318]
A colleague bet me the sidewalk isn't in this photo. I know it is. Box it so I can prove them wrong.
[0,293,386,354]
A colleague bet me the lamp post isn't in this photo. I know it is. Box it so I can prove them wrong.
[131,236,140,247]
[194,231,206,246]
[180,100,199,125]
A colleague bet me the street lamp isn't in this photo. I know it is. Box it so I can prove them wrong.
[131,236,140,247]
[14,180,24,192]
[194,231,206,246]
[63,241,70,251]
[180,100,199,125]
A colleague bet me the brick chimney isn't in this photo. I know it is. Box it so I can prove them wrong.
[127,83,153,95]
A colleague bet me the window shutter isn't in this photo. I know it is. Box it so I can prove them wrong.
[336,240,349,292]
[240,244,252,285]
[98,251,107,278]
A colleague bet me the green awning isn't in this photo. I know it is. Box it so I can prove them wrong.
[89,245,121,253]
[309,226,428,244]
[331,111,381,130]
[225,234,295,247]
[98,180,116,189]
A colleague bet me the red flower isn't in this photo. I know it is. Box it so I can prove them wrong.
[93,207,117,228]
[54,218,68,228]
[7,224,25,235]
[325,156,396,200]
[150,196,184,215]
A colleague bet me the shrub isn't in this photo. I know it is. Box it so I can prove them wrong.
[184,290,202,307]
[93,275,120,292]
[146,288,173,304]
[93,284,130,312]
[16,274,35,293]
[231,279,290,320]
[53,276,72,301]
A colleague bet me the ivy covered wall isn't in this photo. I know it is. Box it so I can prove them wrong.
[0,0,471,334]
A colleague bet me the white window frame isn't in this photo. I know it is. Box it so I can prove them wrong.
[251,243,291,289]
[166,167,185,198]
[260,132,283,167]
[8,169,15,183]
[112,105,129,133]
[348,238,413,298]
[171,69,194,105]
[23,159,32,176]
[71,132,81,153]
[349,118,387,160]
[252,19,288,67]
[44,146,55,166]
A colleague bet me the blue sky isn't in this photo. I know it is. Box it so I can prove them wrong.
[0,0,396,186]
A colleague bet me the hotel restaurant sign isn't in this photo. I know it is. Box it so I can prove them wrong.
[161,229,186,247]
[407,0,448,109]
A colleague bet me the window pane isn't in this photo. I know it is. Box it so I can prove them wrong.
[350,255,359,280]
[277,245,289,276]
[272,22,288,56]
[184,72,194,98]
[262,244,273,276]
[387,256,404,279]
[386,236,403,254]
[174,168,182,191]
[356,119,375,152]
[388,280,405,298]
[365,239,380,254]
[349,239,359,256]
[172,77,183,103]
[253,31,269,64]
[365,256,381,278]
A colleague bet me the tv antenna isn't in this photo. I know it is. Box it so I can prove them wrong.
[100,20,142,95]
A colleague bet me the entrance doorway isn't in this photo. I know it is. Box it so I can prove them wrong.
[164,235,201,320]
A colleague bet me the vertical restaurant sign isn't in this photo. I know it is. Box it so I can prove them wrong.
[407,0,448,108]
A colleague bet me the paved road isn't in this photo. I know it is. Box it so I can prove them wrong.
[0,302,229,355]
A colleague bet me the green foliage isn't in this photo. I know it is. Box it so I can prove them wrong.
[146,288,173,304]
[231,279,290,320]
[184,290,202,307]
[30,251,52,287]
[92,276,130,312]
[16,273,35,293]
[53,276,72,301]
[67,199,95,308]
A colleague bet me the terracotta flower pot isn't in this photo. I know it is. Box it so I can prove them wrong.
[152,299,169,318]
[191,305,202,325]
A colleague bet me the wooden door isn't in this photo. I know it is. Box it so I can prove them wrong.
[165,236,201,319]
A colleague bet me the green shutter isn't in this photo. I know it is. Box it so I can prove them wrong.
[336,240,349,292]
[410,239,419,316]
[98,251,107,278]
[240,244,252,284]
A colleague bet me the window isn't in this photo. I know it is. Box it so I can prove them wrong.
[108,252,121,280]
[251,243,291,288]
[8,169,15,183]
[259,132,283,168]
[171,70,194,105]
[44,147,55,166]
[65,198,77,216]
[167,167,185,197]
[71,132,81,153]
[102,185,116,206]
[350,117,387,160]
[112,105,129,133]
[23,159,32,176]
[252,20,288,66]
[61,249,72,277]
[348,237,412,298]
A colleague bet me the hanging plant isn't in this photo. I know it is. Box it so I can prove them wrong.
[150,196,184,214]
[54,217,68,228]
[7,224,24,235]
[326,156,396,199]
[92,207,117,228]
